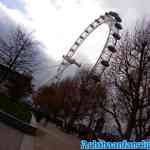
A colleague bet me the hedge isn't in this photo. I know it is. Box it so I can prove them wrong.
[0,94,31,123]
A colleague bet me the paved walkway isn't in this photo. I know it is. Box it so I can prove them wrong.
[0,121,23,150]
[34,123,79,150]
[20,116,79,150]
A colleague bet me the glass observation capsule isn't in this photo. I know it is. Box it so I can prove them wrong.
[115,23,123,30]
[101,60,109,67]
[112,33,121,40]
[108,11,122,22]
[108,45,117,53]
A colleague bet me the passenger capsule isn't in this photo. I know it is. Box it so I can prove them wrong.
[90,24,95,29]
[101,15,105,20]
[75,42,80,46]
[101,60,109,67]
[112,33,121,40]
[108,45,117,53]
[80,36,84,40]
[95,19,100,24]
[85,30,89,34]
[115,15,122,23]
[70,48,75,52]
[115,23,123,30]
[105,12,109,16]
[108,11,122,22]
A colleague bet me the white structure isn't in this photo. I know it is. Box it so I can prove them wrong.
[50,11,123,82]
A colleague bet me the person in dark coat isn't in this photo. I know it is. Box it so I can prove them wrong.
[31,105,50,126]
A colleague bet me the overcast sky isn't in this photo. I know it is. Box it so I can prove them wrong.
[0,0,149,86]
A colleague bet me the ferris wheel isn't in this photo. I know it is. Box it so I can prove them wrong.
[50,11,122,83]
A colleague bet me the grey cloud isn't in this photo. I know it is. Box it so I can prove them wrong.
[0,0,26,13]
[99,0,149,14]
[48,0,150,27]
[0,2,56,87]
[49,0,64,10]
[0,5,17,38]
[49,0,81,9]
[98,0,150,27]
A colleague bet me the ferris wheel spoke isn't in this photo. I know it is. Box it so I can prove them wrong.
[47,11,123,83]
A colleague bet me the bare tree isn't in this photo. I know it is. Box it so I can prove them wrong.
[104,20,150,140]
[69,68,107,131]
[0,26,39,82]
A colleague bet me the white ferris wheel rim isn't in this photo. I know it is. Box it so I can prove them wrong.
[48,11,122,83]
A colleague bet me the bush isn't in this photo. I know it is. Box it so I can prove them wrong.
[0,94,31,123]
